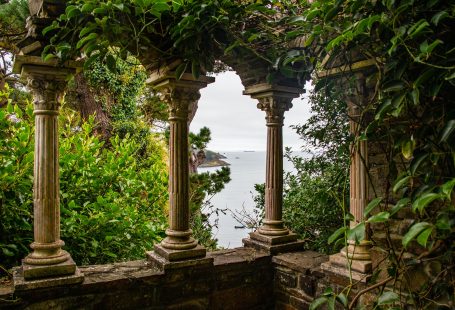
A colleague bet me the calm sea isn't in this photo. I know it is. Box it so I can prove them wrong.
[199,151,296,248]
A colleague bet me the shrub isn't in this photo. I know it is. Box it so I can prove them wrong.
[0,87,169,270]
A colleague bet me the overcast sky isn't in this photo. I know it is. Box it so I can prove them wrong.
[190,71,312,152]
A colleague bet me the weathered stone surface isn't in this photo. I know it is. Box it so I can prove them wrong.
[13,267,83,291]
[243,237,305,255]
[275,268,297,288]
[1,248,276,309]
[273,251,328,274]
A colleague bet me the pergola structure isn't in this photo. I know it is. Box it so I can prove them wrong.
[3,0,385,307]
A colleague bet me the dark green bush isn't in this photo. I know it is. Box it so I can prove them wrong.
[0,86,169,270]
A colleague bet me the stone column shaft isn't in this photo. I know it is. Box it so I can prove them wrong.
[19,64,79,281]
[258,97,290,236]
[243,84,304,254]
[147,72,214,264]
[342,102,372,261]
[161,88,196,250]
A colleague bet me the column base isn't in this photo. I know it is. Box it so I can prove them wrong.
[146,244,213,271]
[13,265,83,291]
[242,231,304,255]
[321,252,372,283]
[21,254,79,280]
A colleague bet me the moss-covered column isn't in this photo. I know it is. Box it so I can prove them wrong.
[13,61,83,287]
[242,83,304,254]
[146,71,214,267]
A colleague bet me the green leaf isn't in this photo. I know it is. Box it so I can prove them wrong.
[328,226,347,244]
[76,32,98,49]
[80,25,97,38]
[439,120,455,143]
[377,291,399,305]
[2,248,14,256]
[431,11,449,25]
[347,222,365,243]
[402,222,431,248]
[410,153,428,175]
[81,3,95,13]
[416,227,432,247]
[324,6,340,22]
[441,178,455,199]
[412,193,442,213]
[336,293,347,307]
[393,175,411,193]
[367,211,390,223]
[383,80,405,92]
[401,139,415,160]
[310,297,327,310]
[175,62,188,80]
[408,19,430,38]
[364,197,383,217]
[410,88,419,105]
[390,198,410,216]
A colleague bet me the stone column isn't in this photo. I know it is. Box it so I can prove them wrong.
[242,83,304,254]
[322,76,372,281]
[13,61,83,288]
[338,102,372,267]
[146,71,214,268]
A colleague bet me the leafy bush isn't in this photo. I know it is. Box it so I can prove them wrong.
[0,87,169,270]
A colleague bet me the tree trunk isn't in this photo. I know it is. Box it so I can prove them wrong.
[68,72,112,140]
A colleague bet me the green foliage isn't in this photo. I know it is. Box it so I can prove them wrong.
[42,0,251,76]
[253,84,349,254]
[0,87,169,269]
[270,0,455,308]
[83,54,147,123]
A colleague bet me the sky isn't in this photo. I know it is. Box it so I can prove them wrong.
[190,71,312,152]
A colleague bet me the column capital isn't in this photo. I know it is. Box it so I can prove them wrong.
[243,83,301,125]
[256,96,293,126]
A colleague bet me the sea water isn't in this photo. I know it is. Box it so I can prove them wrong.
[198,151,296,248]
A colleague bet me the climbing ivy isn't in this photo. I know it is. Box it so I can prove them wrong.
[271,0,455,308]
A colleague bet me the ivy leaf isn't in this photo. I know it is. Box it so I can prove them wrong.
[336,293,347,307]
[401,139,415,160]
[431,11,449,25]
[441,178,455,200]
[76,33,98,49]
[328,226,347,244]
[439,120,455,143]
[175,62,188,80]
[377,291,399,305]
[402,222,431,248]
[408,19,430,38]
[367,211,390,223]
[416,227,432,247]
[364,197,383,217]
[390,198,410,216]
[310,297,327,310]
[393,175,410,193]
[410,153,428,175]
[347,222,365,243]
[412,193,442,213]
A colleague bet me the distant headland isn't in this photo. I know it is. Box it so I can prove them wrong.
[199,150,230,168]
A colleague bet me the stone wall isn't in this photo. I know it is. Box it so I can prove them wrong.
[0,248,274,310]
[1,249,385,310]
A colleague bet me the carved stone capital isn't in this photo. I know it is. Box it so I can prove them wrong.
[159,86,201,121]
[27,77,67,112]
[257,96,293,126]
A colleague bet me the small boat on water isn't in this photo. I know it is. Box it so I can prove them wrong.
[234,225,246,229]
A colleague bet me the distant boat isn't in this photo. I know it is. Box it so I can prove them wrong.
[243,150,255,152]
[234,225,246,229]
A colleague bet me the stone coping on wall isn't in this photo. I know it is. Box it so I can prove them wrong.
[0,248,274,309]
[0,249,352,309]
